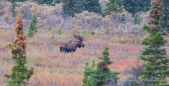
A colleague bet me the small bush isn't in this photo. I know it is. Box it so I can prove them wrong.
[27,15,37,37]
[57,28,63,35]
[134,13,141,25]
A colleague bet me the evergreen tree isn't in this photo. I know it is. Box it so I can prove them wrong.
[57,28,62,35]
[161,0,169,33]
[84,0,102,14]
[134,13,141,25]
[82,45,119,86]
[27,28,33,37]
[12,0,15,17]
[82,62,89,86]
[33,0,54,5]
[121,13,126,23]
[106,27,110,35]
[32,0,62,5]
[53,0,61,3]
[5,14,33,86]
[27,15,37,37]
[103,0,123,16]
[140,0,169,85]
[123,0,151,16]
[32,15,37,33]
[62,0,84,17]
[7,0,27,2]
[82,61,95,86]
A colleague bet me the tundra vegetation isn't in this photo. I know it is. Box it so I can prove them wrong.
[0,0,169,86]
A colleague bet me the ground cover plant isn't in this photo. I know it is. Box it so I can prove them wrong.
[0,0,169,86]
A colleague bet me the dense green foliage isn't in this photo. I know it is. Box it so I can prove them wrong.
[5,15,33,86]
[123,0,151,16]
[82,45,119,86]
[6,0,152,17]
[33,0,53,5]
[121,14,126,23]
[141,25,169,85]
[62,0,102,17]
[53,0,61,3]
[62,0,84,17]
[63,0,102,17]
[27,15,37,37]
[7,0,27,2]
[8,0,61,5]
[82,61,95,86]
[103,0,123,16]
[161,0,169,33]
[7,0,61,5]
[57,28,63,35]
[33,0,61,5]
[134,13,141,25]
[11,0,16,17]
[140,0,169,85]
[84,0,102,14]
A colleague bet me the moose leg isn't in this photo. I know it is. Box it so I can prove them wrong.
[65,47,72,52]
[60,46,67,52]
[60,47,63,52]
[60,47,62,52]
[72,48,76,52]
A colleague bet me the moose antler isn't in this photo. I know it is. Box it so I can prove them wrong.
[73,35,83,42]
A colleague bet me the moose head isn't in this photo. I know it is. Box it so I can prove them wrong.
[60,35,85,52]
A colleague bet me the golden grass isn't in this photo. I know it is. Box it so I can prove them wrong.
[0,29,169,86]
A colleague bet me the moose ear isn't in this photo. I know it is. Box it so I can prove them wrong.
[73,35,83,41]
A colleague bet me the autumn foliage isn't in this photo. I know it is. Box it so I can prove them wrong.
[4,14,33,86]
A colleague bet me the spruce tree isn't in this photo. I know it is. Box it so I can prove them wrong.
[82,45,119,86]
[62,0,102,17]
[82,61,96,86]
[5,14,33,86]
[7,0,27,2]
[84,0,102,14]
[32,15,37,33]
[161,0,169,33]
[27,15,37,37]
[57,28,62,35]
[82,62,89,86]
[33,0,57,5]
[12,0,15,17]
[27,29,33,37]
[53,0,61,4]
[121,13,126,23]
[62,0,84,17]
[134,13,141,25]
[103,0,123,16]
[123,0,151,16]
[140,0,169,85]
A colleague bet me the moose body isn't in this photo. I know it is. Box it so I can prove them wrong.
[60,35,85,52]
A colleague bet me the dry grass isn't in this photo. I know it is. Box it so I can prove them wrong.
[0,29,169,86]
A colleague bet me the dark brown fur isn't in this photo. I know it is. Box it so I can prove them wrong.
[60,35,85,52]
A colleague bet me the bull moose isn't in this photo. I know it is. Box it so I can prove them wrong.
[60,35,85,52]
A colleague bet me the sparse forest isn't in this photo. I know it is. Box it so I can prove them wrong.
[0,0,169,86]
